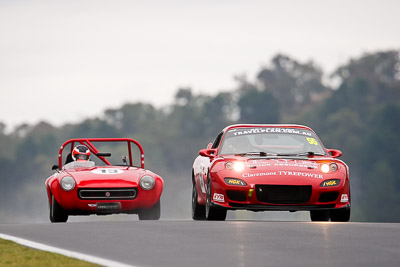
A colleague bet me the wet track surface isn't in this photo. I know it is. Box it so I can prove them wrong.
[1,220,399,267]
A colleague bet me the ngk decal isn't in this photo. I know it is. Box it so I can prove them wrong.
[213,193,225,202]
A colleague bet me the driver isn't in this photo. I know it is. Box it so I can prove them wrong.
[72,145,91,162]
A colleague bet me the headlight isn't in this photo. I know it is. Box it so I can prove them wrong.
[330,163,338,172]
[226,161,245,172]
[140,175,155,190]
[321,163,338,173]
[60,176,75,191]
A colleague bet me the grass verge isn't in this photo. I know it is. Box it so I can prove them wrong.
[0,238,101,267]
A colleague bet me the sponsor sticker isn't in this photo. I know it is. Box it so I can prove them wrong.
[306,137,318,145]
[246,159,318,169]
[242,170,323,179]
[227,128,313,137]
[213,193,225,202]
[224,178,247,186]
[320,179,341,187]
[340,194,349,203]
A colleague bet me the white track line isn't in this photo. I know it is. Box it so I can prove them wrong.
[0,233,137,267]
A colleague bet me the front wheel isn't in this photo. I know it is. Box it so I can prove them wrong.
[330,206,351,222]
[192,183,206,220]
[139,200,161,220]
[50,195,68,223]
[310,210,330,221]
[205,178,227,221]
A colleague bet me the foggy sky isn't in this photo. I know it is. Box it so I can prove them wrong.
[1,0,399,131]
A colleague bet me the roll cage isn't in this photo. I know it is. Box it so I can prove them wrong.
[58,138,144,169]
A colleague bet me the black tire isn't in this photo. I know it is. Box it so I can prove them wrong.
[50,195,68,223]
[205,178,227,221]
[330,206,351,222]
[192,183,206,220]
[310,210,330,221]
[138,200,161,220]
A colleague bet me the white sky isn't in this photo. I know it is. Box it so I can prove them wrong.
[1,0,399,131]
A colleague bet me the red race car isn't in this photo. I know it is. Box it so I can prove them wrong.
[192,124,350,221]
[45,138,163,222]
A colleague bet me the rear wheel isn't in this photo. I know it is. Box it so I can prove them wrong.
[50,195,68,223]
[205,178,227,221]
[192,183,206,220]
[330,206,351,222]
[310,210,330,221]
[139,200,161,220]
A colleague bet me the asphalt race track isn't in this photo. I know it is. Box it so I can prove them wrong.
[0,220,399,267]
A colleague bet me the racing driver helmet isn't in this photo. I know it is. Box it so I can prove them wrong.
[72,145,91,161]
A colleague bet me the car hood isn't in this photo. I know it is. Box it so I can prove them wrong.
[63,166,150,188]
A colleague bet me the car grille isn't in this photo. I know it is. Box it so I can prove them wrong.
[78,188,137,200]
[318,192,339,203]
[226,190,247,202]
[255,185,312,204]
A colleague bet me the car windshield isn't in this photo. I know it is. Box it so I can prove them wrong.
[219,127,326,156]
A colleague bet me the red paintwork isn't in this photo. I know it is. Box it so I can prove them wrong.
[192,124,350,212]
[45,138,163,216]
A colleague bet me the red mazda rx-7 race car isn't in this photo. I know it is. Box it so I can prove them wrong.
[45,138,163,222]
[192,124,350,221]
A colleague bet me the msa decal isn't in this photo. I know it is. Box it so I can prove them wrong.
[340,194,349,203]
[306,137,318,145]
[92,168,123,175]
[213,193,225,202]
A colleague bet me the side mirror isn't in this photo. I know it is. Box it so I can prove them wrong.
[326,149,342,158]
[51,165,59,171]
[199,149,217,158]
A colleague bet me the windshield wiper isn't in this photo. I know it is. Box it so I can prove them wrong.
[235,152,277,157]
[277,152,325,157]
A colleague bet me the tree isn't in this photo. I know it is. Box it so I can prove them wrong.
[237,88,280,124]
[257,54,330,117]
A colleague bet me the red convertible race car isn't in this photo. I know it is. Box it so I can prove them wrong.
[45,138,163,222]
[192,124,350,221]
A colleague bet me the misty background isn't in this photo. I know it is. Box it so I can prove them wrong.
[1,1,400,223]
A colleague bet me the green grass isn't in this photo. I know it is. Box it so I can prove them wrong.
[0,238,102,267]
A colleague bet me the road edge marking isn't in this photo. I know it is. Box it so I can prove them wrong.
[0,233,136,267]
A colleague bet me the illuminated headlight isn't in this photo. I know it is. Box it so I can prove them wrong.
[321,163,338,173]
[226,161,245,172]
[140,175,155,190]
[60,176,75,191]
